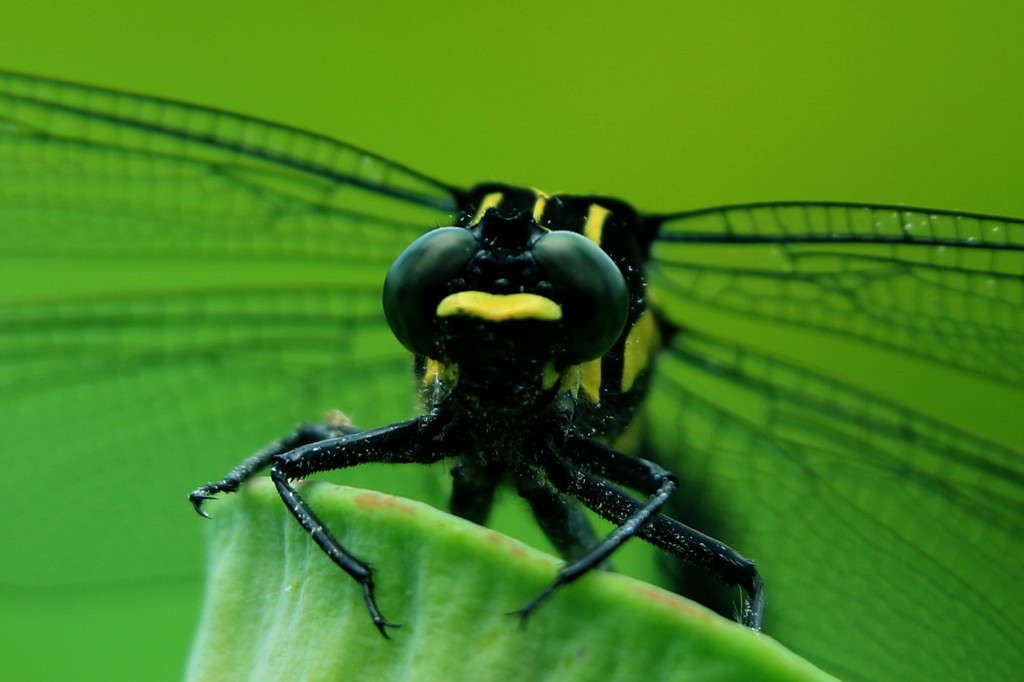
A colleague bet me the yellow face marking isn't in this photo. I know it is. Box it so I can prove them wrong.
[469,191,504,226]
[436,291,562,322]
[621,309,657,391]
[579,358,602,404]
[583,203,611,246]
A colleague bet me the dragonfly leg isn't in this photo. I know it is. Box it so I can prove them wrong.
[188,414,362,517]
[514,473,604,566]
[448,457,503,525]
[519,433,765,629]
[509,436,676,622]
[270,416,444,637]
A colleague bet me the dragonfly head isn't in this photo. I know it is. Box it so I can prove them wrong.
[383,209,629,412]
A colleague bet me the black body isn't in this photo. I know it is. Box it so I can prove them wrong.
[191,183,765,636]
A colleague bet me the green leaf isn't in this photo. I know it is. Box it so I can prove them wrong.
[187,480,838,682]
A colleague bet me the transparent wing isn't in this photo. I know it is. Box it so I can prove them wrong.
[652,201,1024,384]
[647,204,1024,682]
[0,71,456,587]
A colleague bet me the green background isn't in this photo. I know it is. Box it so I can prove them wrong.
[1,1,1022,680]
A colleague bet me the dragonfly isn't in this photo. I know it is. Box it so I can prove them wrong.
[0,71,1020,682]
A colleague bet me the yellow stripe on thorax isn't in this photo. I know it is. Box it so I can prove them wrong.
[531,193,548,224]
[469,191,504,226]
[421,357,458,389]
[556,361,601,404]
[583,203,611,245]
[621,309,656,391]
[579,358,602,403]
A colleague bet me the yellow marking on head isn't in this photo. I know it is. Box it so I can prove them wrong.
[436,291,562,322]
[583,203,611,246]
[579,358,602,404]
[470,192,504,226]
[622,309,657,391]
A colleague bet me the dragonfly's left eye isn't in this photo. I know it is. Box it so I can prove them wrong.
[383,227,478,357]
[533,230,629,363]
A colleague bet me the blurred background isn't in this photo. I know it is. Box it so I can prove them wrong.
[1,1,1022,680]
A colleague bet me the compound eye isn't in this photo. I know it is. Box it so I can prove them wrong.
[383,227,477,356]
[532,230,629,363]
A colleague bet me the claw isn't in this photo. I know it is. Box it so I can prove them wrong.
[189,492,217,518]
[360,579,401,639]
[507,578,561,627]
[505,606,533,631]
[372,618,402,639]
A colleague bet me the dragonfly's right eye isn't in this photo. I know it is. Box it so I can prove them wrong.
[383,227,478,357]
